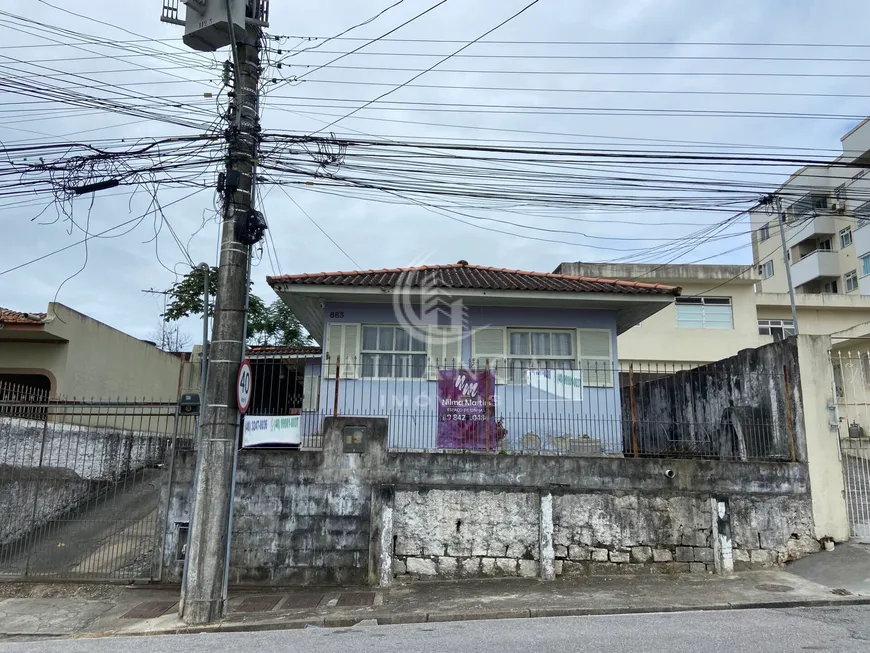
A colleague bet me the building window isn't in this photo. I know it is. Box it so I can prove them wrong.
[840,227,853,248]
[507,329,574,383]
[675,297,733,330]
[861,254,870,277]
[760,260,774,279]
[823,280,839,294]
[759,223,770,242]
[789,193,828,222]
[846,270,859,293]
[857,201,870,230]
[758,319,795,341]
[360,325,426,378]
[819,238,833,251]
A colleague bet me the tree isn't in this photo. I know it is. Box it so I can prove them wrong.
[162,268,311,347]
[148,320,193,352]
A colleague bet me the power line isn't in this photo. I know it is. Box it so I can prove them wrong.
[309,0,545,135]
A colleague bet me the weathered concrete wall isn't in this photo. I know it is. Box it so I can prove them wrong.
[0,465,91,547]
[622,338,803,461]
[0,416,167,481]
[393,489,540,578]
[160,417,388,585]
[163,426,815,584]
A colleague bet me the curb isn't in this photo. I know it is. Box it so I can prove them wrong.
[62,595,870,639]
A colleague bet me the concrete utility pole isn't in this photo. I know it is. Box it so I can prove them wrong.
[178,22,263,625]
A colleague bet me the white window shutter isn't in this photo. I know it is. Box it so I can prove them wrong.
[427,325,463,380]
[325,323,360,379]
[341,323,360,379]
[302,370,320,411]
[471,326,507,384]
[577,329,614,387]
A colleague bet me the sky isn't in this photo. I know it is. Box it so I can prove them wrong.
[1,0,869,344]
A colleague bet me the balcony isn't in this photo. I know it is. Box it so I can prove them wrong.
[791,250,840,288]
[785,214,837,248]
[854,220,870,258]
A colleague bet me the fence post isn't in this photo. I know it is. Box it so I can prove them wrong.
[24,403,50,577]
[156,403,181,583]
[485,359,491,451]
[629,364,639,458]
[333,356,341,418]
[784,365,796,463]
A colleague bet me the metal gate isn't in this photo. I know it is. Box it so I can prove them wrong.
[830,350,870,541]
[0,382,195,580]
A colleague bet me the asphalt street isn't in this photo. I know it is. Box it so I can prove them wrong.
[3,606,870,653]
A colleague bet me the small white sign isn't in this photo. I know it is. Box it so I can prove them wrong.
[526,369,583,400]
[242,415,301,447]
[237,359,252,414]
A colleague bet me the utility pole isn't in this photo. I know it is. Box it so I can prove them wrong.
[775,195,800,335]
[162,0,269,625]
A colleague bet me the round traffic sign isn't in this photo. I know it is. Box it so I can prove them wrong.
[237,359,253,414]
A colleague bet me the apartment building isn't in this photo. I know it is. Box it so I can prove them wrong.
[554,262,870,368]
[751,117,870,297]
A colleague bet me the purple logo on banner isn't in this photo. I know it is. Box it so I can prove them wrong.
[436,369,505,449]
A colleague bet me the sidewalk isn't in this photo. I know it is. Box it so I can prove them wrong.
[1,566,869,639]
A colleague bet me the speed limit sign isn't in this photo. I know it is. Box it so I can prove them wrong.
[237,359,252,414]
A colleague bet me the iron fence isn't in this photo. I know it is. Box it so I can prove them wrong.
[0,384,196,580]
[246,357,795,460]
[829,349,870,540]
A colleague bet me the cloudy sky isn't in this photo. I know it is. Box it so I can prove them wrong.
[1,0,869,344]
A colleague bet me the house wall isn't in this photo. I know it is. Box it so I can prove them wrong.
[0,304,182,400]
[318,302,622,452]
[0,341,68,393]
[614,279,761,367]
[44,304,181,400]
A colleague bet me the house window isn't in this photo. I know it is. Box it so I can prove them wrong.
[861,254,870,277]
[360,325,426,378]
[675,297,733,329]
[760,260,774,279]
[758,319,795,341]
[759,223,770,242]
[846,270,859,293]
[790,193,828,222]
[507,328,574,383]
[840,227,853,248]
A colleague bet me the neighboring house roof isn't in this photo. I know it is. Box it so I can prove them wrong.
[0,307,46,325]
[268,262,680,296]
[248,345,322,357]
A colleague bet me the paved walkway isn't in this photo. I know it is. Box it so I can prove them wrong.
[2,557,870,639]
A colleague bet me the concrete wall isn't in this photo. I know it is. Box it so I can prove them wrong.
[162,416,817,585]
[0,465,91,547]
[621,338,803,461]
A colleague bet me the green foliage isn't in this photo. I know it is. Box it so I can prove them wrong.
[162,267,311,347]
[162,266,218,321]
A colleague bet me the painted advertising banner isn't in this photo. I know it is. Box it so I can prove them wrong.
[526,369,584,400]
[242,415,301,448]
[436,369,504,449]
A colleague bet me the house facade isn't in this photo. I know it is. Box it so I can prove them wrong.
[0,302,183,400]
[267,262,680,454]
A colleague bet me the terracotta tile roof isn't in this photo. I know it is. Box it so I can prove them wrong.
[248,345,322,357]
[268,262,680,296]
[0,307,46,325]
